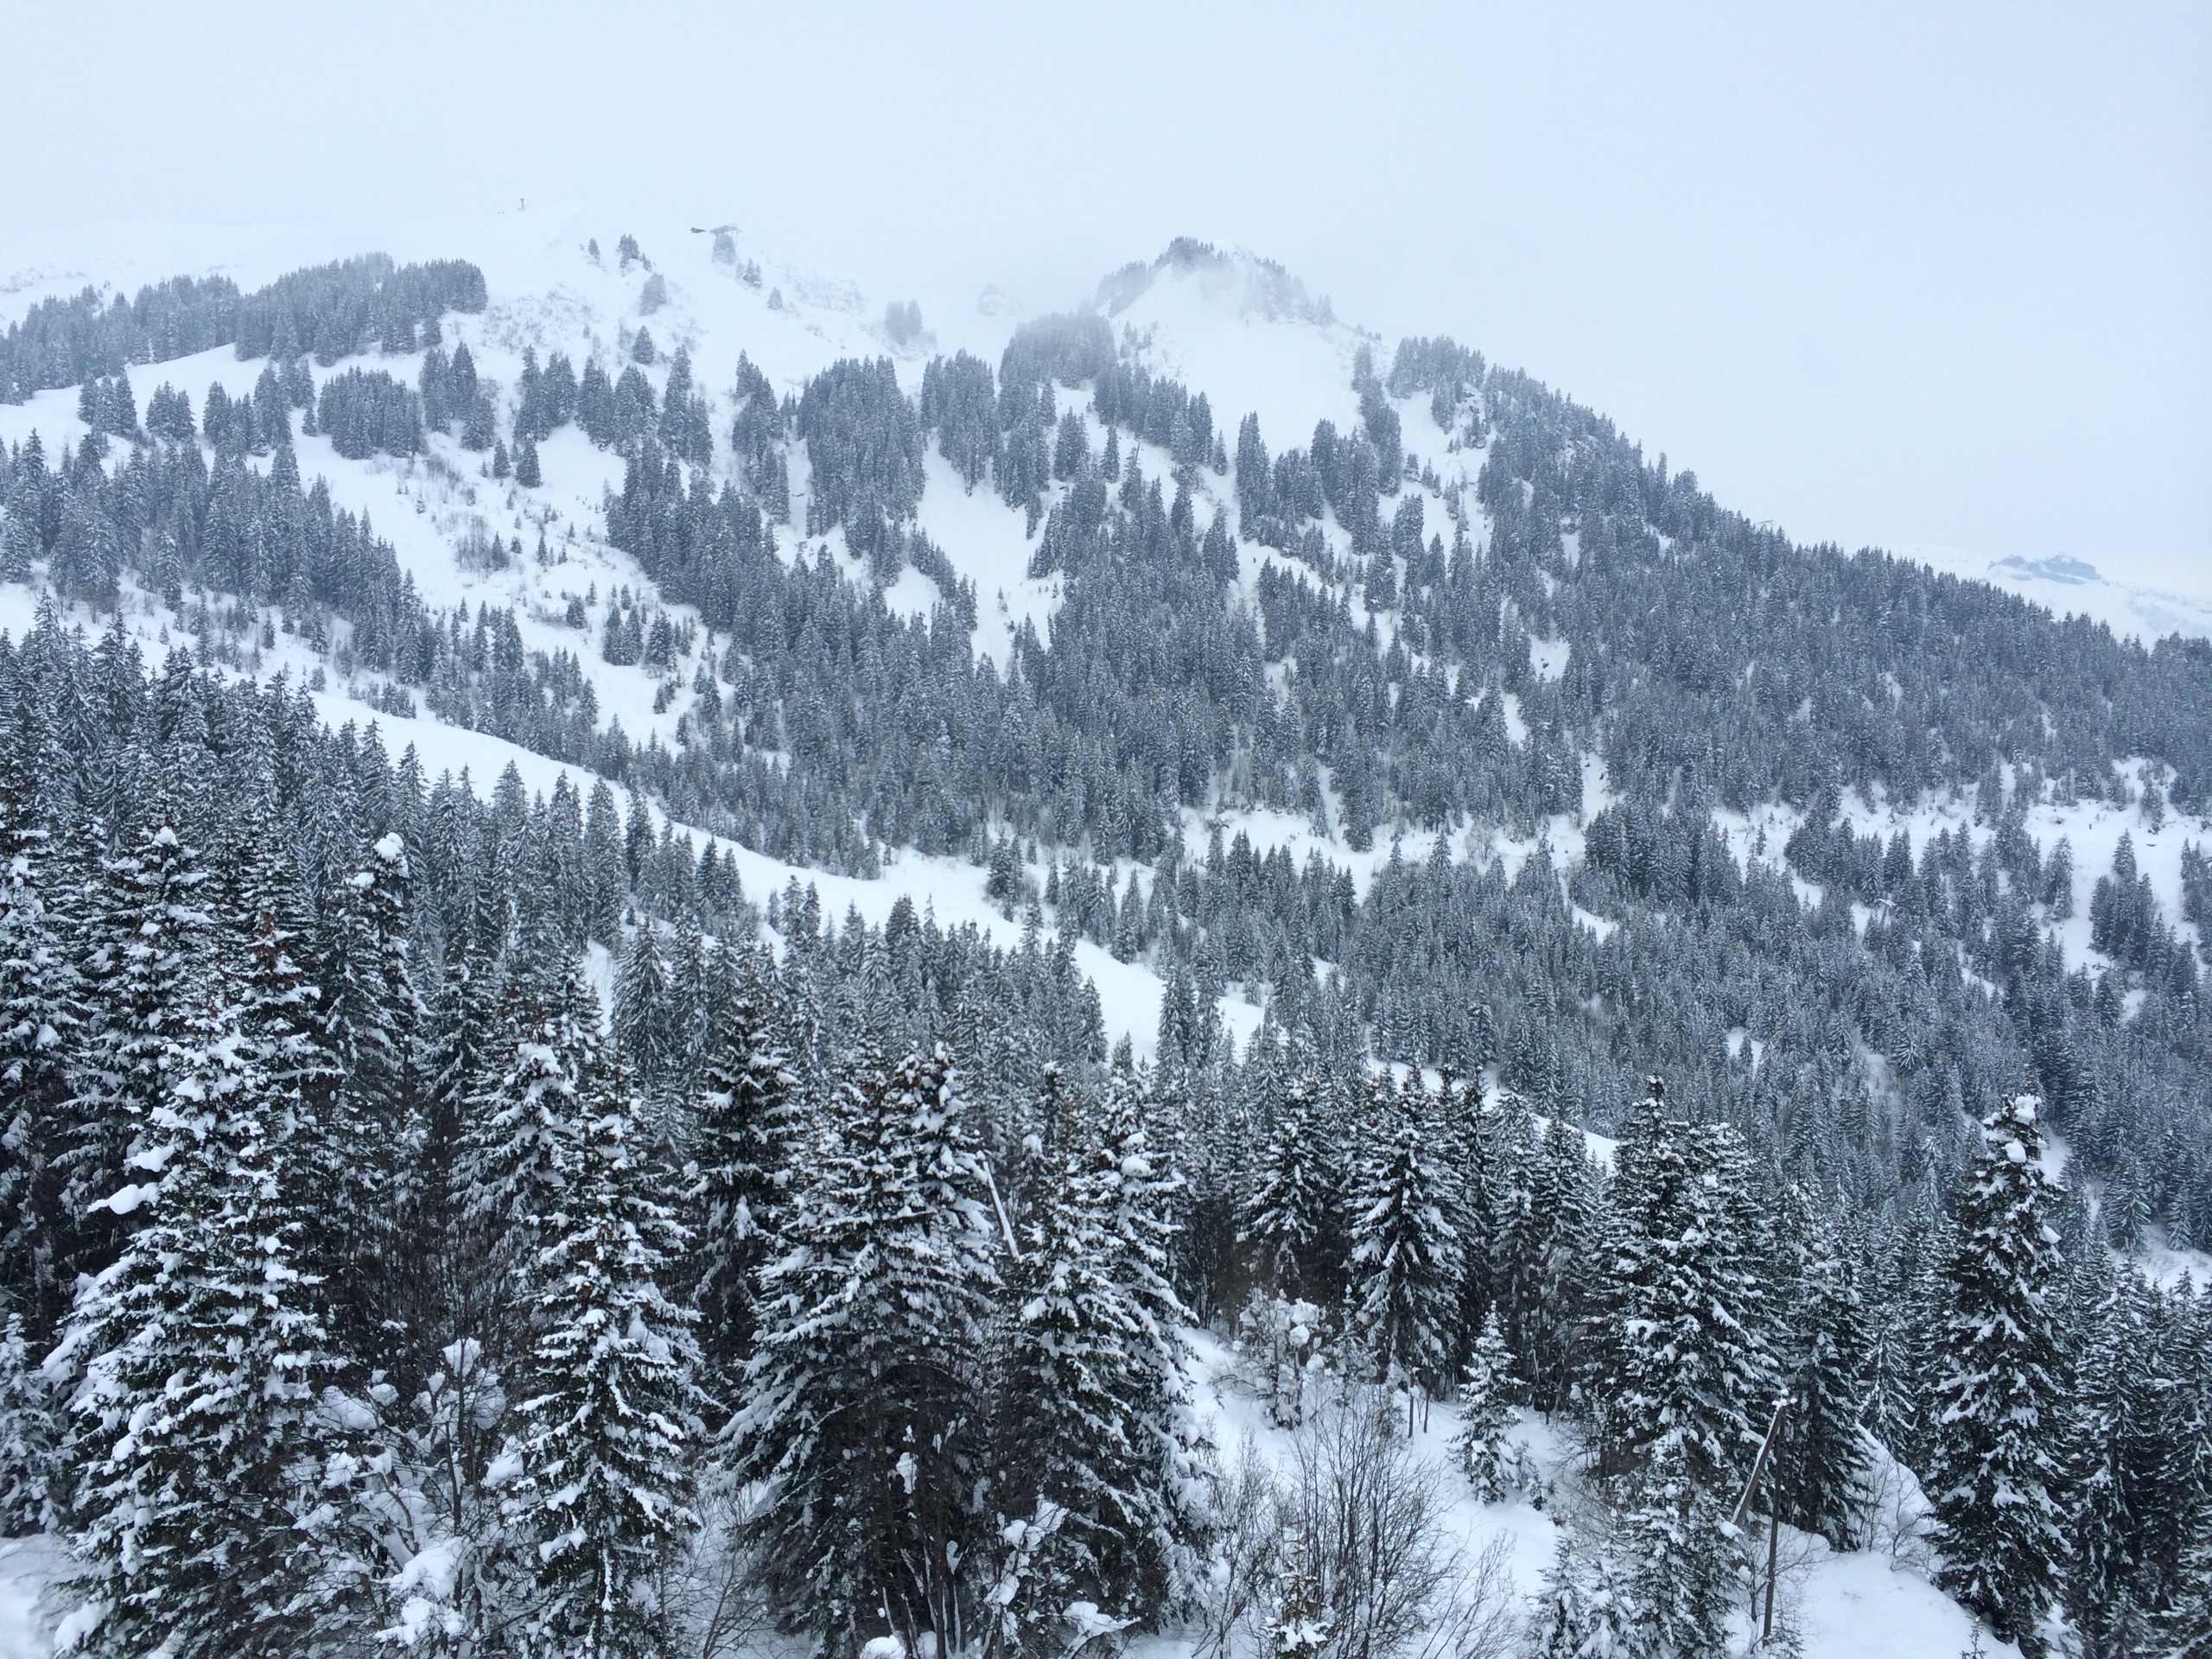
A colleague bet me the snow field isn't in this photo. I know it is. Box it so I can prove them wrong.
[10,213,2186,1659]
[1161,1329,2016,1659]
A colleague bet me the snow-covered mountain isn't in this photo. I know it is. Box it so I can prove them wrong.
[4,211,2210,1659]
[6,212,2203,1055]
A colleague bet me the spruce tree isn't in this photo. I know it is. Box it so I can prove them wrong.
[1238,1067,1343,1306]
[2155,1503,2212,1656]
[1519,1113,1596,1411]
[613,920,671,1088]
[1776,1192,1873,1548]
[687,945,798,1385]
[308,831,418,1355]
[454,961,603,1360]
[1348,1077,1461,1395]
[0,781,76,1341]
[62,823,214,1285]
[1928,1095,2070,1656]
[1622,1437,1736,1659]
[734,1042,1000,1653]
[1526,1525,1634,1659]
[1592,1076,1776,1489]
[505,1059,702,1659]
[0,1312,55,1535]
[406,929,489,1335]
[56,923,364,1658]
[1452,1308,1516,1502]
[995,1066,1192,1622]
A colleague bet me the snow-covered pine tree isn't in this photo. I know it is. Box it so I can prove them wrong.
[1348,1076,1461,1397]
[0,770,76,1342]
[2155,1502,2212,1657]
[1452,1308,1516,1502]
[1621,1435,1737,1659]
[397,929,490,1369]
[2142,1277,2212,1632]
[311,830,421,1349]
[61,822,214,1286]
[2065,1263,2184,1656]
[992,1084,1128,1636]
[613,918,672,1088]
[678,915,728,1079]
[505,1054,702,1659]
[56,922,365,1658]
[1268,1528,1332,1659]
[995,1065,1193,1625]
[1083,1065,1195,1602]
[687,944,798,1387]
[316,830,417,1133]
[1455,1084,1527,1377]
[1591,1075,1776,1490]
[220,831,359,1378]
[735,1041,1001,1653]
[1928,1094,2070,1656]
[1775,1190,1873,1548]
[1238,1065,1344,1307]
[0,1312,55,1535]
[1519,1113,1597,1412]
[453,959,603,1362]
[1527,1503,1641,1659]
[1865,1201,1949,1478]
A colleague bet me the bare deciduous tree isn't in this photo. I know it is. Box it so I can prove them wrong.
[1192,1437,1287,1659]
[1282,1389,1516,1659]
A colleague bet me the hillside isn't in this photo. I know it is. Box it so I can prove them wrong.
[3,212,2209,1657]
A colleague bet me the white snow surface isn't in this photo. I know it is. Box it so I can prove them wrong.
[1162,1329,2014,1659]
[0,1536,72,1659]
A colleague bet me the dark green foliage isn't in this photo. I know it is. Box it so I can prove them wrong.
[0,255,485,404]
[316,367,423,459]
[920,349,999,488]
[1929,1096,2070,1655]
[796,356,925,560]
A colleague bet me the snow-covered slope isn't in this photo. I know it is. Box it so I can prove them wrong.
[1897,543,2212,645]
[8,212,2202,1659]
[6,215,2210,1052]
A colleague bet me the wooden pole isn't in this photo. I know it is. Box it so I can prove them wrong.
[1729,1395,1792,1529]
[1760,1403,1786,1644]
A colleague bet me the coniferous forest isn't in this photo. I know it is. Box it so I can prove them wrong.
[3,236,2211,1658]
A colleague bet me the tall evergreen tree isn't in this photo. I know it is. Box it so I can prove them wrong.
[62,823,214,1285]
[1238,1067,1343,1306]
[1591,1076,1776,1491]
[0,776,75,1341]
[55,912,365,1658]
[454,962,603,1362]
[1518,1113,1597,1412]
[1928,1095,2070,1656]
[734,1043,1000,1656]
[687,946,798,1385]
[994,1066,1192,1624]
[1347,1077,1461,1395]
[613,921,672,1088]
[1452,1308,1516,1503]
[1622,1437,1736,1659]
[404,928,490,1345]
[2155,1502,2212,1657]
[505,1060,702,1659]
[1775,1192,1873,1548]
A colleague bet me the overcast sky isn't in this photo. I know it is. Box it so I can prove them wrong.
[3,2,2205,593]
